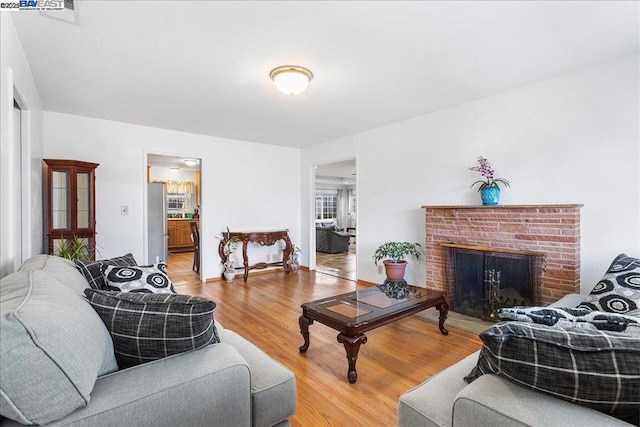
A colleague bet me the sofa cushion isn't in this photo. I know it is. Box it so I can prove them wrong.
[85,290,220,369]
[465,321,640,421]
[498,306,639,332]
[454,371,636,427]
[218,328,296,427]
[578,253,640,316]
[74,253,138,290]
[102,262,176,293]
[17,255,119,377]
[18,254,88,295]
[0,270,117,425]
[399,352,479,427]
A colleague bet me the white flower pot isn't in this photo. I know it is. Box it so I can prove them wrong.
[224,270,236,282]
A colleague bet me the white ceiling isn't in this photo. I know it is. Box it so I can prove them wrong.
[147,154,200,171]
[11,1,639,148]
[316,159,356,180]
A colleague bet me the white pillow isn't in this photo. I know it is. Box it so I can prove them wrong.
[102,263,175,294]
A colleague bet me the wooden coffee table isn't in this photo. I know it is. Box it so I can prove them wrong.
[298,283,449,383]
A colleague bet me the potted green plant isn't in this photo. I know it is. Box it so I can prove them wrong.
[469,156,510,206]
[373,241,422,281]
[55,235,94,261]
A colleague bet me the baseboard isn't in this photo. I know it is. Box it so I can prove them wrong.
[169,249,195,254]
[357,279,378,287]
[205,266,289,283]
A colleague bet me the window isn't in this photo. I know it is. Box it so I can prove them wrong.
[40,0,78,24]
[315,194,337,220]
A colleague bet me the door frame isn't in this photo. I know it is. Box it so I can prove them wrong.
[309,156,358,280]
[143,151,203,281]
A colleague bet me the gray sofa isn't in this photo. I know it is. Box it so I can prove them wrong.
[0,255,296,427]
[398,294,634,427]
[316,227,350,254]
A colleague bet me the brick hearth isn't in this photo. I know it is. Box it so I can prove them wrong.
[422,204,583,305]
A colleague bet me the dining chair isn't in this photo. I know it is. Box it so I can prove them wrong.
[189,221,200,273]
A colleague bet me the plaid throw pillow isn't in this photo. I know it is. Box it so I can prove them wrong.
[74,253,137,290]
[102,263,176,294]
[465,322,640,421]
[84,290,220,369]
[578,254,640,316]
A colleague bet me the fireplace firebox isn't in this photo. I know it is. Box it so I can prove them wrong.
[444,244,544,321]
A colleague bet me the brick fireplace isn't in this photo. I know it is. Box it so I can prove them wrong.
[422,204,583,306]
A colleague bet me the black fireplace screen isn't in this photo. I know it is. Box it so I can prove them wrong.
[447,248,543,321]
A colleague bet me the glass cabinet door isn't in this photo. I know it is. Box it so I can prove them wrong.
[51,169,71,230]
[76,171,91,229]
[44,159,99,258]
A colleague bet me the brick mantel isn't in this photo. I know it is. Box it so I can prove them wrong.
[422,204,583,305]
[421,204,583,210]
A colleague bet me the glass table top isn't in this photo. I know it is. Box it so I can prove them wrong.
[309,282,432,322]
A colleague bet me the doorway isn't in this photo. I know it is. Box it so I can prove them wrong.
[314,159,357,281]
[146,154,202,285]
[4,93,30,274]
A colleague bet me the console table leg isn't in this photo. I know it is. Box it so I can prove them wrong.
[337,333,367,383]
[298,315,313,352]
[242,241,249,281]
[283,234,292,274]
[437,300,449,336]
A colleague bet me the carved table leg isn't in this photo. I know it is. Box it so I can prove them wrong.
[282,233,292,274]
[437,300,449,336]
[242,240,249,281]
[298,315,314,352]
[337,333,368,383]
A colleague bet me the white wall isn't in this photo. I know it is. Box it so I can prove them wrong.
[301,55,640,293]
[0,13,44,278]
[43,112,300,281]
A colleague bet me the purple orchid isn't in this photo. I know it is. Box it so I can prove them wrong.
[469,156,510,191]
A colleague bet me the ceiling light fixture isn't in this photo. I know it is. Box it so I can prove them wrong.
[183,159,199,166]
[270,65,313,96]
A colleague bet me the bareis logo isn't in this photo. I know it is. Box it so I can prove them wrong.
[20,0,63,9]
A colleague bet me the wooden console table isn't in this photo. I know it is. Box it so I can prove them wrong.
[218,230,292,281]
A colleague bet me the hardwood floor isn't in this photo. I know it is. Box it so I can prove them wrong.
[167,251,200,286]
[316,244,356,281]
[168,256,482,426]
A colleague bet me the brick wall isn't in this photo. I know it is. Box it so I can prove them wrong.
[422,204,582,305]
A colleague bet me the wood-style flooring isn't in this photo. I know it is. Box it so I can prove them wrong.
[316,245,356,281]
[167,251,200,287]
[167,253,482,426]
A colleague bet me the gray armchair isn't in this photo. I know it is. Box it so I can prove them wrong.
[316,227,350,254]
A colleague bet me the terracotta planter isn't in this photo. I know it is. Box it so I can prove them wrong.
[383,260,407,281]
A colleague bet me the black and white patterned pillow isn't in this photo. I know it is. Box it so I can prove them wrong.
[465,322,640,422]
[74,253,137,290]
[84,290,220,369]
[578,254,640,317]
[102,263,175,294]
[499,306,639,332]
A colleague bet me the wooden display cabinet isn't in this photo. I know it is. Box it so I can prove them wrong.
[43,159,99,258]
